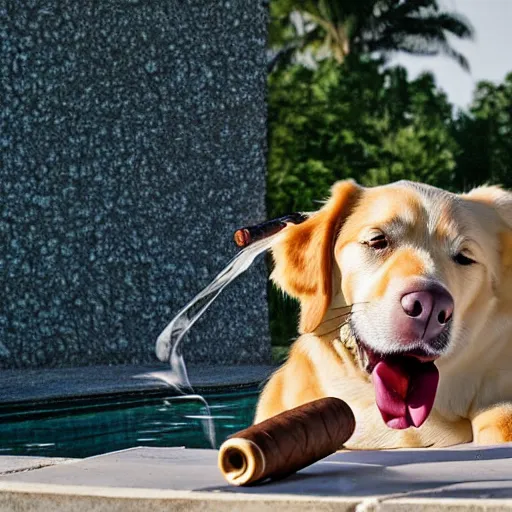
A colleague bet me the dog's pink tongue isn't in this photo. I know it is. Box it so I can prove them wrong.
[373,359,439,429]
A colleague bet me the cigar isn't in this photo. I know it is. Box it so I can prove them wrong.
[233,213,308,248]
[218,397,355,486]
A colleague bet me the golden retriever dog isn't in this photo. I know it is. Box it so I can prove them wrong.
[255,179,512,449]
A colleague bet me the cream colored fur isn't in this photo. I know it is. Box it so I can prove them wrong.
[255,180,512,448]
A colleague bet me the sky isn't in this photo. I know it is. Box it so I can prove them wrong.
[388,0,512,110]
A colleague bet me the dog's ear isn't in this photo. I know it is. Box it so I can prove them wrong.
[270,180,362,333]
[466,185,512,226]
[465,185,512,297]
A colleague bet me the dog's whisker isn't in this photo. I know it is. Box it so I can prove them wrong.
[330,302,369,311]
[317,312,352,326]
[315,320,351,338]
[317,307,367,330]
[321,311,352,320]
[317,307,367,329]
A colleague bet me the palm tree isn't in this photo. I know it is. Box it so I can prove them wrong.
[268,0,474,72]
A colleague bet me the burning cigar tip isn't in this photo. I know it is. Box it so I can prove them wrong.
[234,228,251,247]
[233,213,308,248]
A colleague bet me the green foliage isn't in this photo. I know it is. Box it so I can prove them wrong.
[452,74,512,191]
[268,57,458,218]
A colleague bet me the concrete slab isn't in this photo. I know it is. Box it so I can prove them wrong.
[0,456,74,475]
[0,444,511,510]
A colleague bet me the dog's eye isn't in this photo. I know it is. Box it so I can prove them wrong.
[453,252,476,266]
[368,234,388,250]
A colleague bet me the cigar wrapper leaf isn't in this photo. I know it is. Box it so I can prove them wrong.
[218,397,356,486]
[233,213,308,248]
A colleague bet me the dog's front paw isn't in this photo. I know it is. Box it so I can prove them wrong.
[472,404,512,445]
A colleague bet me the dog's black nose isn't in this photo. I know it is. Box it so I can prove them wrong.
[400,286,453,340]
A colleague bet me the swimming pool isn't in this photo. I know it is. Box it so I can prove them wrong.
[0,387,259,458]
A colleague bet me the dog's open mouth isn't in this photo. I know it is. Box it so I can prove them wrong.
[357,342,439,430]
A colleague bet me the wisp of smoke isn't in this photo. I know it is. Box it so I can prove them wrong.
[150,232,286,447]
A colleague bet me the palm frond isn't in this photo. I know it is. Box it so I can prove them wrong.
[270,0,474,71]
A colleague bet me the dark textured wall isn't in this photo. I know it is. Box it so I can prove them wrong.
[0,0,271,368]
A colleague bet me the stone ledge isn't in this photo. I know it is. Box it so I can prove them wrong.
[380,497,512,511]
[0,480,510,512]
[0,364,274,405]
[0,484,360,512]
[0,445,511,511]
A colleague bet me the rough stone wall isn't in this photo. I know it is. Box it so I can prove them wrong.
[0,0,270,368]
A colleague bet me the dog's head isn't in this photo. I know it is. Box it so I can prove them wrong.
[271,179,512,429]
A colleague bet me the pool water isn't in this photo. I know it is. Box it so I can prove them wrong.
[0,389,259,458]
